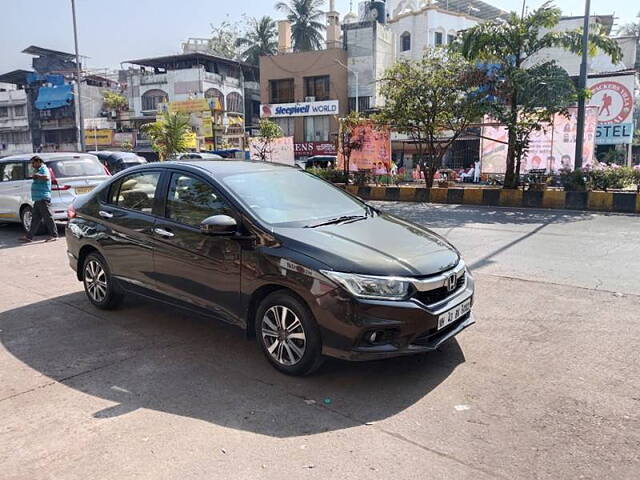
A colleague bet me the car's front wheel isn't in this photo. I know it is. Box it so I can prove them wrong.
[256,291,324,376]
[82,252,123,310]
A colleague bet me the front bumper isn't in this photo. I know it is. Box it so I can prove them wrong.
[318,274,475,361]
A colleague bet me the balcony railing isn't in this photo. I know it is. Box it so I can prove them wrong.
[140,73,168,85]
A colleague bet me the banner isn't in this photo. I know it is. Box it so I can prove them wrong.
[480,107,598,174]
[84,129,114,147]
[249,136,295,166]
[168,98,210,114]
[337,122,391,171]
[294,142,337,157]
[587,74,636,145]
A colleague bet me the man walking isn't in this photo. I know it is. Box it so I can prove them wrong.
[19,156,58,243]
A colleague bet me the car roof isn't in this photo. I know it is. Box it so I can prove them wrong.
[137,160,296,177]
[0,152,99,162]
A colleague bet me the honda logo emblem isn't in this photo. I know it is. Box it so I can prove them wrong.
[446,274,457,292]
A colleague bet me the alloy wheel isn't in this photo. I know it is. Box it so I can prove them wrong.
[22,209,32,232]
[84,260,108,303]
[261,305,307,366]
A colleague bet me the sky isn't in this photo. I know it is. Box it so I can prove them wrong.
[1,0,638,74]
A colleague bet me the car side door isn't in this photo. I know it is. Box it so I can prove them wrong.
[0,161,28,222]
[96,170,162,292]
[150,170,242,325]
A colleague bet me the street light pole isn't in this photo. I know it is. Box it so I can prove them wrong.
[71,0,86,152]
[574,0,591,169]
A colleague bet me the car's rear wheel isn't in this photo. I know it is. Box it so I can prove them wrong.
[256,291,324,376]
[82,252,123,310]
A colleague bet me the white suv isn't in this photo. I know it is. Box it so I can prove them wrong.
[0,152,110,232]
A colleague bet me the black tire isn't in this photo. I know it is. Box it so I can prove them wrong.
[82,252,123,310]
[256,291,324,376]
[20,205,46,235]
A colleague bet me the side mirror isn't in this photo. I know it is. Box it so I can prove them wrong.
[200,215,237,236]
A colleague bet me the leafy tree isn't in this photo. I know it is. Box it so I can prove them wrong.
[457,1,622,188]
[102,91,128,111]
[616,11,640,69]
[209,19,241,59]
[237,16,278,65]
[275,0,326,51]
[141,112,191,161]
[376,49,488,188]
[252,119,283,161]
[336,112,366,182]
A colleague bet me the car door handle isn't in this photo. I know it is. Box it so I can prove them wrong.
[153,227,174,238]
[98,210,113,219]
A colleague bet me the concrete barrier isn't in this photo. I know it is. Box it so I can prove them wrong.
[342,185,639,214]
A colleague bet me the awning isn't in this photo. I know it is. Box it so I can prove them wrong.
[35,84,73,110]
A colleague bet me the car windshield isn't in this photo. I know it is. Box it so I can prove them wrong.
[47,157,105,178]
[221,169,368,227]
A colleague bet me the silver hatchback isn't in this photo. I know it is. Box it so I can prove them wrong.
[0,152,110,232]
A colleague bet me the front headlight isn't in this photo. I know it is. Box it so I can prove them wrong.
[321,270,411,300]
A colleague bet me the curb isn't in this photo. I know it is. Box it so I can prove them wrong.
[345,186,639,214]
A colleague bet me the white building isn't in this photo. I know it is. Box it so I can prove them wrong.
[0,86,32,155]
[385,0,505,59]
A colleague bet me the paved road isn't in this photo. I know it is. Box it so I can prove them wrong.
[0,205,639,480]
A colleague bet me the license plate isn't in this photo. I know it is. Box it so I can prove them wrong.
[437,298,471,330]
[75,186,94,195]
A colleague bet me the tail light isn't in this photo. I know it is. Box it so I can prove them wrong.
[103,165,112,176]
[48,167,71,191]
[67,203,76,219]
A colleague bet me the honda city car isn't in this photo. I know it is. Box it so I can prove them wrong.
[65,160,474,375]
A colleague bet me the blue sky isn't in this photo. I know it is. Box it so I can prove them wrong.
[1,0,637,73]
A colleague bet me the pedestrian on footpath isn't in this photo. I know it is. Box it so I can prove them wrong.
[19,156,58,243]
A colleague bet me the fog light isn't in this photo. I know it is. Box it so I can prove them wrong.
[368,331,380,343]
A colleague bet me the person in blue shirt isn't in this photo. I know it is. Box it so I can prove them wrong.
[19,156,58,242]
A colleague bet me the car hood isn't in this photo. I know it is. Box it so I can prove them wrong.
[274,213,459,277]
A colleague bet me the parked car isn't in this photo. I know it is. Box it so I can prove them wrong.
[171,152,223,161]
[90,151,147,174]
[66,160,474,375]
[304,155,336,169]
[0,152,110,232]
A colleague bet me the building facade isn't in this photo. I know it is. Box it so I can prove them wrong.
[0,84,32,156]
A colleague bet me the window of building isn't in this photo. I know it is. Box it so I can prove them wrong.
[0,107,8,118]
[13,105,25,117]
[304,75,330,101]
[304,116,330,142]
[274,117,295,137]
[348,96,371,113]
[205,88,225,110]
[165,173,232,227]
[269,78,295,104]
[400,32,411,52]
[226,92,243,113]
[141,89,168,111]
[109,171,161,214]
[447,34,456,44]
[434,31,443,46]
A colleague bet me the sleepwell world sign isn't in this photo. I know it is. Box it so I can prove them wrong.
[260,100,339,118]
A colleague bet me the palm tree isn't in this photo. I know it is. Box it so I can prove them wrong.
[275,0,326,51]
[236,16,278,65]
[141,112,191,161]
[457,1,622,188]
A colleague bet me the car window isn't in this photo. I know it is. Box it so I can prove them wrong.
[165,173,232,227]
[109,171,161,214]
[0,162,26,182]
[48,157,104,178]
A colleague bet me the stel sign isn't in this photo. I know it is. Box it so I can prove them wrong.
[261,100,339,118]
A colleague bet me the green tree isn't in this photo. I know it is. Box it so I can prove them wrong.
[252,119,283,161]
[617,11,640,69]
[209,19,240,59]
[237,16,278,65]
[102,91,128,111]
[376,49,488,188]
[457,1,622,188]
[142,112,191,161]
[336,112,366,182]
[275,0,326,51]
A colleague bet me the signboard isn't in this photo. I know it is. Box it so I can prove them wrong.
[294,142,337,157]
[587,75,636,145]
[183,131,197,149]
[249,136,295,166]
[84,129,114,147]
[168,98,210,114]
[337,122,391,171]
[481,107,598,174]
[260,100,339,118]
[113,132,135,147]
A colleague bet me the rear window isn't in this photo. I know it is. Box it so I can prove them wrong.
[47,157,105,178]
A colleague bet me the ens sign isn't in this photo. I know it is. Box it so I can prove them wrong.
[261,100,339,118]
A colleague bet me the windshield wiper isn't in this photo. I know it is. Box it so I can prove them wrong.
[305,215,367,228]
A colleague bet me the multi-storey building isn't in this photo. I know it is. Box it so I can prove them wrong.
[0,80,32,156]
